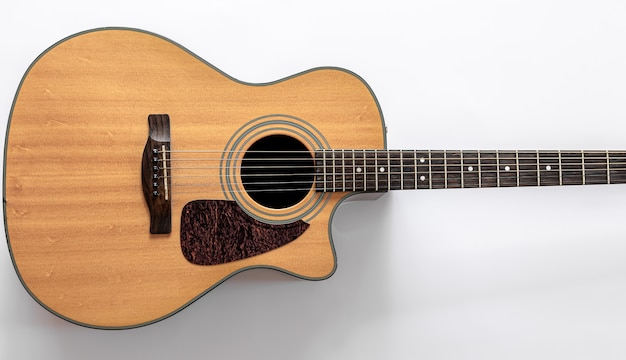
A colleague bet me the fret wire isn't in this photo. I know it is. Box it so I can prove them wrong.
[581,150,586,185]
[515,150,520,187]
[413,150,418,189]
[478,151,482,188]
[496,150,500,187]
[363,150,367,191]
[428,150,433,189]
[342,149,346,192]
[444,150,448,189]
[558,150,563,186]
[323,150,327,192]
[375,149,378,192]
[607,150,611,184]
[352,149,356,191]
[387,150,391,190]
[460,150,465,188]
[400,151,404,190]
[536,150,540,186]
[332,150,336,192]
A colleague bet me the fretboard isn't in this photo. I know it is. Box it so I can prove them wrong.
[314,150,626,192]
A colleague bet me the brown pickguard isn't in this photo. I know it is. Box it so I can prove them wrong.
[181,200,309,265]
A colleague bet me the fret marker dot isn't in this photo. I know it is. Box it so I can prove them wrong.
[504,165,511,171]
[356,167,362,173]
[420,175,426,181]
[379,167,385,172]
[546,165,552,171]
[420,157,425,163]
[468,166,474,172]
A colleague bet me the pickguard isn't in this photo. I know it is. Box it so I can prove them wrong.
[180,200,310,265]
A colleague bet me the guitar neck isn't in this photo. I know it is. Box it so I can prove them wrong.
[314,150,626,192]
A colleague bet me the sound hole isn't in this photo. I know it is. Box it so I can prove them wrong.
[241,135,314,209]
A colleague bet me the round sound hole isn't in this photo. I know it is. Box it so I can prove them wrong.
[241,135,314,209]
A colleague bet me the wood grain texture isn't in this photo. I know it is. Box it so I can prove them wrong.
[4,28,385,328]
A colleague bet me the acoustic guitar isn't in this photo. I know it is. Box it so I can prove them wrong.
[4,28,623,329]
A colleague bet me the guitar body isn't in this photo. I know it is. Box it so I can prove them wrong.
[4,28,385,328]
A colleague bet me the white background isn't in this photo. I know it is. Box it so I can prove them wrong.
[2,1,626,359]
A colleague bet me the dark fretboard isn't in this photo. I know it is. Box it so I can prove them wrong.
[314,150,626,192]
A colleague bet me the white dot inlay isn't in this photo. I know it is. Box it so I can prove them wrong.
[420,157,425,163]
[546,165,552,171]
[505,165,511,171]
[379,167,385,172]
[420,175,426,181]
[356,167,362,173]
[468,166,474,172]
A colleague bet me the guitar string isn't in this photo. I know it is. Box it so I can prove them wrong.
[161,149,626,154]
[170,178,625,195]
[155,151,626,192]
[159,150,626,163]
[161,164,626,180]
[162,171,626,191]
[159,162,626,173]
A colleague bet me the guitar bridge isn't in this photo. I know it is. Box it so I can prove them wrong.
[141,114,172,234]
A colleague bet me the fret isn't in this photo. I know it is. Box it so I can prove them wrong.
[583,151,608,185]
[561,151,583,185]
[480,151,498,188]
[415,151,430,189]
[399,151,404,190]
[536,150,540,186]
[445,151,462,189]
[326,150,334,191]
[341,149,346,191]
[389,151,402,190]
[430,151,446,189]
[314,150,324,192]
[365,150,376,191]
[496,151,501,187]
[374,150,378,191]
[341,149,355,191]
[538,152,560,186]
[444,151,448,188]
[401,150,416,190]
[516,150,520,186]
[372,150,385,191]
[387,151,391,187]
[375,149,389,191]
[558,151,563,185]
[460,151,465,188]
[354,150,365,191]
[352,150,356,191]
[609,152,626,184]
[330,150,336,192]
[478,151,482,188]
[428,150,433,189]
[462,151,479,188]
[413,150,418,189]
[606,150,611,184]
[581,150,586,185]
[498,151,518,187]
[333,150,343,191]
[518,151,539,187]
